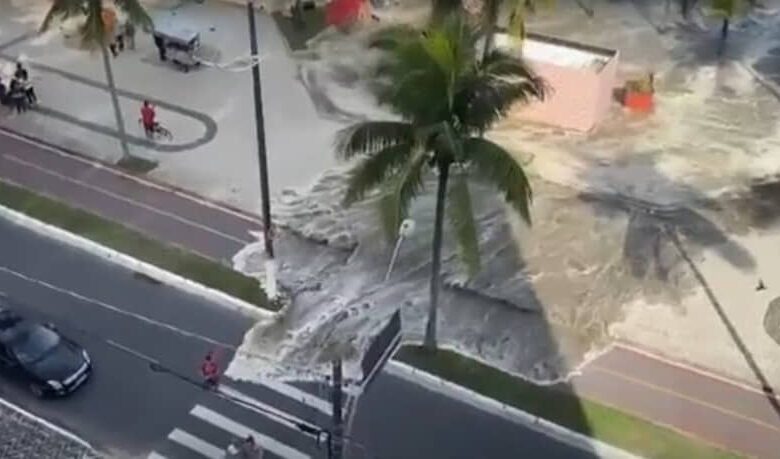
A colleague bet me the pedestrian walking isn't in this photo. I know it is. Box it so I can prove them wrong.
[125,21,136,50]
[14,62,36,105]
[153,33,167,61]
[200,350,220,390]
[9,78,26,114]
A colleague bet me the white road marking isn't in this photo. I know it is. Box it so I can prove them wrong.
[251,377,332,416]
[1,154,249,245]
[147,452,168,459]
[168,428,223,459]
[219,384,322,428]
[0,127,263,225]
[0,264,328,383]
[191,405,310,459]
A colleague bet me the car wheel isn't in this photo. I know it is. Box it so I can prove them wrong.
[29,383,45,398]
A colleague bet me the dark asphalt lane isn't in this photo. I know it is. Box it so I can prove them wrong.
[0,216,255,457]
[298,374,596,459]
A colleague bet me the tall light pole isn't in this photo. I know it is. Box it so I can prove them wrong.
[247,0,277,297]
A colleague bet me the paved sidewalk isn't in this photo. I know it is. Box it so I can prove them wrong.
[0,397,97,459]
[0,129,775,458]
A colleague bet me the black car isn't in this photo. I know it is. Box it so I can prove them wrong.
[0,302,91,397]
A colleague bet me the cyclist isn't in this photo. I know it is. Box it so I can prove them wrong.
[140,100,156,138]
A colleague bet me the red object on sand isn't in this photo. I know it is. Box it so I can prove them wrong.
[624,91,654,112]
[326,0,365,27]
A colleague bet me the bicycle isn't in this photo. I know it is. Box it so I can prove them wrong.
[139,118,173,141]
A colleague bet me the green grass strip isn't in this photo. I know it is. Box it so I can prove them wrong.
[0,180,275,311]
[396,345,742,459]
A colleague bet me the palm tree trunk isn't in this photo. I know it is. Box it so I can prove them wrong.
[481,0,500,62]
[101,44,131,160]
[718,17,729,56]
[424,160,452,351]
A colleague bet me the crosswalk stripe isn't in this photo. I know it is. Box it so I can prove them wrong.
[254,377,332,416]
[168,428,224,459]
[220,384,316,430]
[147,453,167,459]
[191,405,311,459]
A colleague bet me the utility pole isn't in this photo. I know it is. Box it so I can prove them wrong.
[330,359,344,459]
[247,0,278,297]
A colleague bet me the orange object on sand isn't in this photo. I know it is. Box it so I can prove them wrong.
[326,0,368,28]
[625,91,654,112]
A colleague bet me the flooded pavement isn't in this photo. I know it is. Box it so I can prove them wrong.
[229,0,780,386]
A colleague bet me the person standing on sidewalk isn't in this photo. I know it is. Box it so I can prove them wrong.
[125,21,136,50]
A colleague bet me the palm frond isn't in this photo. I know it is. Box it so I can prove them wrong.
[710,0,749,17]
[114,0,154,30]
[372,15,481,125]
[369,24,420,50]
[79,1,107,49]
[343,142,415,206]
[454,52,546,132]
[447,169,481,276]
[377,151,429,241]
[40,0,89,32]
[335,121,415,160]
[464,137,532,224]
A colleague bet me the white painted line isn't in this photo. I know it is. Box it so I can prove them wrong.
[0,127,263,225]
[147,452,168,459]
[0,263,249,349]
[191,405,310,459]
[0,204,273,319]
[168,428,224,459]
[219,385,319,429]
[614,341,780,401]
[0,396,93,450]
[2,154,249,245]
[254,377,332,416]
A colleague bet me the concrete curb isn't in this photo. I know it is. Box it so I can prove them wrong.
[0,396,94,450]
[0,205,274,319]
[386,361,642,459]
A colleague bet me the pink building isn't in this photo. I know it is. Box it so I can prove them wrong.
[496,32,619,133]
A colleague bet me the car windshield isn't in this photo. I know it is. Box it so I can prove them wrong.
[10,324,61,365]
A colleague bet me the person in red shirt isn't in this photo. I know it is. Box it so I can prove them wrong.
[200,350,220,390]
[140,100,156,138]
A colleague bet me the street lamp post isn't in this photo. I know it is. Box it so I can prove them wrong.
[247,0,277,297]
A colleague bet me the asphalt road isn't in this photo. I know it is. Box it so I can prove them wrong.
[0,215,256,457]
[0,211,596,459]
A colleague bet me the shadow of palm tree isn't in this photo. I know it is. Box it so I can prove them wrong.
[341,178,598,458]
[577,152,780,421]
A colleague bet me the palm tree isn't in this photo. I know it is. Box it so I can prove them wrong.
[41,0,152,162]
[336,16,546,349]
[481,0,554,61]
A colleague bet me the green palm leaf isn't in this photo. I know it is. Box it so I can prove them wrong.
[377,151,430,240]
[464,137,532,224]
[114,0,153,30]
[343,142,416,206]
[448,170,481,276]
[334,121,415,161]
